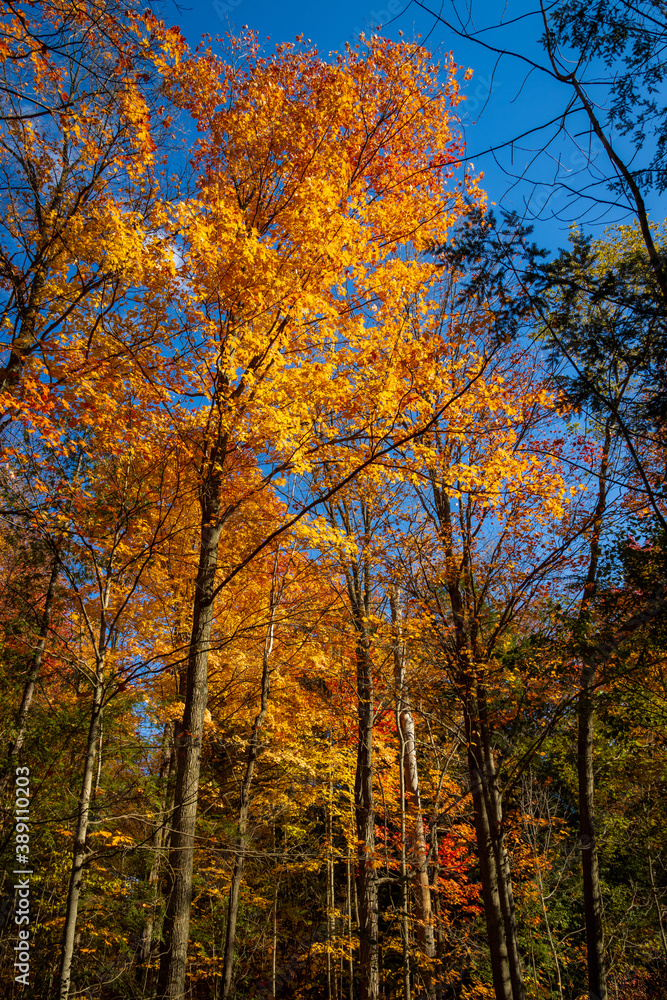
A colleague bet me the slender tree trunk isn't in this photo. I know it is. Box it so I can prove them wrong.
[464,683,525,1000]
[330,784,340,1000]
[478,694,525,1000]
[430,818,445,1000]
[576,420,612,1000]
[397,723,411,1000]
[332,501,379,1000]
[433,487,524,1000]
[7,554,59,766]
[522,776,564,1000]
[347,844,354,1000]
[272,816,279,999]
[466,703,513,1000]
[137,720,176,982]
[578,664,607,1000]
[347,848,354,1000]
[391,587,435,982]
[326,792,335,1000]
[399,707,435,962]
[138,829,162,975]
[353,826,361,933]
[393,593,411,1000]
[221,585,277,999]
[58,659,105,1000]
[272,881,278,998]
[648,852,667,961]
[157,470,222,1000]
[355,633,379,1000]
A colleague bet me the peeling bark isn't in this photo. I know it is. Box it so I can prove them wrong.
[391,587,434,998]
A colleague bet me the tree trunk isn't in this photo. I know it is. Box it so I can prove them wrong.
[576,420,612,1000]
[137,720,177,982]
[391,587,434,998]
[355,633,379,1000]
[346,846,355,1000]
[326,790,336,1000]
[331,497,379,1000]
[397,728,411,1000]
[7,554,59,766]
[521,775,564,1000]
[648,852,667,961]
[157,470,222,1000]
[58,660,104,1000]
[466,705,513,1000]
[272,816,279,999]
[221,590,276,999]
[433,486,524,1000]
[399,707,435,960]
[463,681,526,1000]
[429,818,445,1000]
[578,663,607,1000]
[478,693,525,1000]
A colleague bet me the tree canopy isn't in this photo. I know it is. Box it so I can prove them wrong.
[1,4,667,1000]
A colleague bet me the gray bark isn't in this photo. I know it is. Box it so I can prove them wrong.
[577,665,607,1000]
[355,632,379,1000]
[576,421,612,1000]
[466,701,513,1000]
[391,587,434,998]
[221,584,277,999]
[432,485,525,1000]
[137,720,177,982]
[397,725,411,1000]
[157,469,222,1000]
[330,497,379,1000]
[58,660,105,1000]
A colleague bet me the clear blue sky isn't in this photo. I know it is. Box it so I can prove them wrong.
[161,0,657,256]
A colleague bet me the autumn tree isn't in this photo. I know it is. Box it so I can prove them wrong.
[0,0,179,815]
[396,323,584,1000]
[540,219,667,1000]
[12,6,667,1000]
[319,474,402,1000]
[142,29,485,1000]
[0,0,177,410]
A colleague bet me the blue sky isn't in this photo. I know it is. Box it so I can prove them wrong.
[162,0,660,257]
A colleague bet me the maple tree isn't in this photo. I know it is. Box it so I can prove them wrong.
[2,4,667,1000]
[0,0,175,413]
[136,26,486,1000]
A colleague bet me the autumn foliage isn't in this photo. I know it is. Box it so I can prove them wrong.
[1,4,667,1000]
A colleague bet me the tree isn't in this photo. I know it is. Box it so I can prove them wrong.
[539,218,667,1000]
[8,5,667,998]
[148,28,484,1000]
[0,0,175,413]
[220,545,294,1000]
[417,2,667,276]
[391,585,436,996]
[540,0,667,298]
[397,332,583,1000]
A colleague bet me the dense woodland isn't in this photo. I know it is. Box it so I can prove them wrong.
[1,2,667,999]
